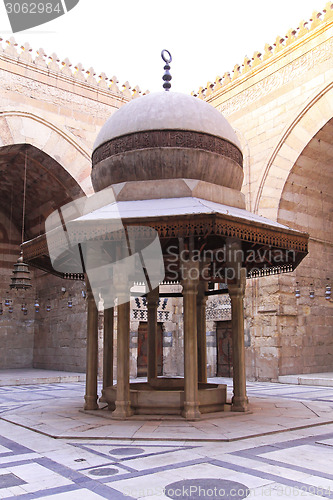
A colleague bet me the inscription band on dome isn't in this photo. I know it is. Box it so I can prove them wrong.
[92,130,243,168]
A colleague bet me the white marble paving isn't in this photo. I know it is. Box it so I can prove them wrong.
[250,484,325,499]
[41,490,108,499]
[262,444,333,475]
[0,379,332,498]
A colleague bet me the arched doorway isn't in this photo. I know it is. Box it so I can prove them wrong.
[277,118,333,375]
[0,144,86,370]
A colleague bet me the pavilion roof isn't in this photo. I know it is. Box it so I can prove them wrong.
[22,197,308,281]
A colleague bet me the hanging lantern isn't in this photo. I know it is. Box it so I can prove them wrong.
[295,282,300,299]
[309,284,315,299]
[10,151,32,291]
[0,303,3,315]
[4,293,11,307]
[67,295,73,308]
[325,280,331,301]
[21,303,28,315]
[46,299,51,312]
[34,298,40,313]
[10,252,32,290]
[8,305,13,313]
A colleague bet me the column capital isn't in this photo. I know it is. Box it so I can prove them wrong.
[180,256,200,289]
[228,268,247,297]
[181,260,200,295]
[147,286,159,307]
[197,281,208,304]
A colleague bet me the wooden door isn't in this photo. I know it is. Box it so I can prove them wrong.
[137,322,163,377]
[216,321,233,377]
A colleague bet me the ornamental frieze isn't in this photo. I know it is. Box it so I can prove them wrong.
[92,130,243,167]
[206,296,231,321]
[217,38,333,117]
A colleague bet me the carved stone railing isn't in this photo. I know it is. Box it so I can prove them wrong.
[0,36,149,100]
[192,2,333,99]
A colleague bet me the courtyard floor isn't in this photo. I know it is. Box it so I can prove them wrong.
[0,374,332,499]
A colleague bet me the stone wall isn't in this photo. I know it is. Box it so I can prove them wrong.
[0,212,36,368]
[1,10,332,378]
[0,37,132,371]
[205,8,333,379]
[33,273,87,372]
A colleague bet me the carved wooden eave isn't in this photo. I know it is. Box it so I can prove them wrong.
[22,204,308,282]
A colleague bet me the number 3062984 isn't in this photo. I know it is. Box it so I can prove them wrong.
[5,3,62,14]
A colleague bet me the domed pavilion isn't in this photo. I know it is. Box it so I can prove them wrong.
[22,58,308,421]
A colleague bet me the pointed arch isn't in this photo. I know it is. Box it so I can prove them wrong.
[0,110,93,195]
[254,82,333,219]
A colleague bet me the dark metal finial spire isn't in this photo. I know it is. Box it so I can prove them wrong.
[161,50,172,91]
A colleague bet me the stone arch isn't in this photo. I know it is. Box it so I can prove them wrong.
[0,110,93,195]
[254,82,333,218]
[0,143,88,240]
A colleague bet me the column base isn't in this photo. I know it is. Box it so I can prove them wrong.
[231,396,249,412]
[182,403,201,421]
[84,395,98,410]
[112,401,133,419]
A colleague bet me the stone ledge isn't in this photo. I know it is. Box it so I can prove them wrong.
[278,372,333,387]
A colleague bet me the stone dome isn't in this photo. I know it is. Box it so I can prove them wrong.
[91,91,244,197]
[93,92,241,150]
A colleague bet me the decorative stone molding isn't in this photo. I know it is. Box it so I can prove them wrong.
[0,36,148,101]
[206,296,231,321]
[131,309,171,322]
[92,130,243,168]
[131,297,171,322]
[216,38,333,117]
[192,2,333,102]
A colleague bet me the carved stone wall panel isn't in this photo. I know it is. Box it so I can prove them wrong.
[92,130,243,167]
[216,39,333,117]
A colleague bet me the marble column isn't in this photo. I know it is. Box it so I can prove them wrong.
[228,267,248,412]
[197,281,207,384]
[103,307,114,391]
[112,291,133,419]
[182,260,201,420]
[84,282,99,410]
[147,286,159,384]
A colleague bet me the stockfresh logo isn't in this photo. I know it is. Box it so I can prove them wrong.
[4,0,80,33]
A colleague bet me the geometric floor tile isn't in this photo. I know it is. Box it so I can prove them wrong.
[109,447,145,456]
[89,467,119,476]
[0,472,26,489]
[0,378,333,499]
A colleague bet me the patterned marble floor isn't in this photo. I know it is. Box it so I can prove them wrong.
[0,379,332,498]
